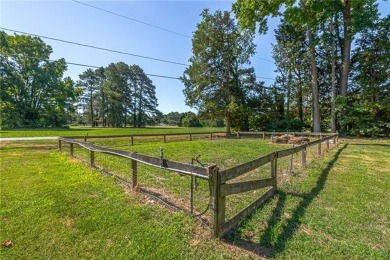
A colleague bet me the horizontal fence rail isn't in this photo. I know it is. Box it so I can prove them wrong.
[61,131,228,145]
[211,132,338,237]
[236,131,337,137]
[58,132,338,239]
[58,137,209,179]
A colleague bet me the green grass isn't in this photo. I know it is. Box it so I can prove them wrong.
[0,126,225,138]
[226,139,390,259]
[1,138,388,259]
[0,144,251,259]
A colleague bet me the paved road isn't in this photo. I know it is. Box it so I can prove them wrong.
[0,137,58,141]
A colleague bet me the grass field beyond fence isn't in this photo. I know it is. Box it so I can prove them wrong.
[0,126,225,138]
[1,137,389,258]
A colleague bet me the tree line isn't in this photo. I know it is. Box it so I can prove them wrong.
[183,1,389,135]
[0,31,159,128]
[77,63,158,127]
[1,1,389,136]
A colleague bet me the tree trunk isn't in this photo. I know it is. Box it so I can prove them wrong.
[286,68,292,119]
[297,75,303,125]
[138,87,142,127]
[307,24,321,132]
[90,90,94,127]
[124,108,127,127]
[225,113,231,134]
[340,0,351,96]
[330,17,337,133]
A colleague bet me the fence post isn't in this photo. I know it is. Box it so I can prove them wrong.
[236,132,239,139]
[210,165,225,238]
[130,136,134,146]
[90,150,95,167]
[302,145,307,169]
[326,139,330,151]
[163,135,166,143]
[84,136,87,142]
[70,143,74,156]
[131,159,138,190]
[317,138,322,157]
[263,132,265,140]
[271,152,278,190]
[58,139,62,150]
[190,134,192,141]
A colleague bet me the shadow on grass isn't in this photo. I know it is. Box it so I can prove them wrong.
[223,143,348,258]
[348,143,390,147]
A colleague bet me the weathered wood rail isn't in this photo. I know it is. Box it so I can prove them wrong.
[235,131,338,140]
[59,132,338,238]
[210,133,339,237]
[58,137,210,180]
[61,131,228,145]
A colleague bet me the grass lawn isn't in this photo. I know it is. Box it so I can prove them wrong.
[0,143,245,259]
[1,138,389,258]
[0,126,226,138]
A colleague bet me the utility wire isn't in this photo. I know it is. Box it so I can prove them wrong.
[0,27,188,66]
[2,51,279,89]
[257,76,275,80]
[254,56,274,63]
[71,0,274,64]
[71,0,190,39]
[1,51,181,80]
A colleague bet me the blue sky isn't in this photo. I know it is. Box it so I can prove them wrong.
[1,0,388,114]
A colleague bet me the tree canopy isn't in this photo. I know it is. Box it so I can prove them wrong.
[0,31,78,128]
[231,0,388,135]
[181,9,256,132]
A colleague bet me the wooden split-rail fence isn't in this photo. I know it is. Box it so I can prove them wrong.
[58,131,338,238]
[61,131,228,145]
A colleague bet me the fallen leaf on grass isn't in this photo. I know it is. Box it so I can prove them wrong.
[1,241,13,248]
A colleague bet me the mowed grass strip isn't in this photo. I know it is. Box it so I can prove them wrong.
[226,139,390,259]
[0,146,249,259]
[0,126,225,138]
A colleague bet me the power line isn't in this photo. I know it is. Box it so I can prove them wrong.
[254,56,274,63]
[71,0,275,64]
[256,76,275,80]
[71,0,190,39]
[1,28,275,81]
[0,27,188,66]
[0,51,181,80]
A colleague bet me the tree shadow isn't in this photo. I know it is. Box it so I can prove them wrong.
[349,143,390,147]
[223,143,348,258]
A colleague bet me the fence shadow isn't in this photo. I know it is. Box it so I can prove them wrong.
[223,143,348,258]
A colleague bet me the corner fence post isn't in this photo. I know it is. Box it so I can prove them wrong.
[131,159,138,190]
[90,150,95,168]
[210,165,225,238]
[271,152,278,190]
[302,145,307,169]
[58,139,62,150]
